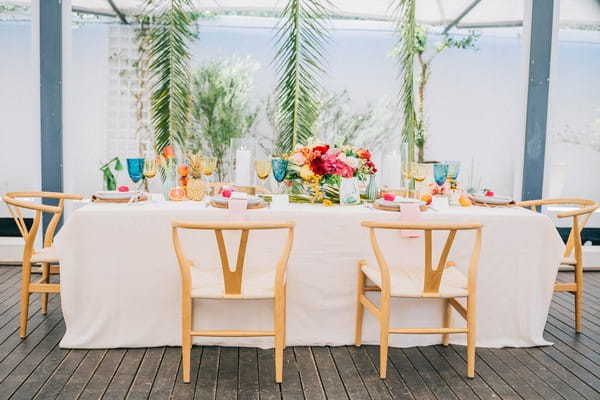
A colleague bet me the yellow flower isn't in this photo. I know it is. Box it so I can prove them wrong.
[323,199,333,207]
[299,164,314,180]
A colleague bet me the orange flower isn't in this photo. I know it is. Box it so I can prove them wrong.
[162,146,175,159]
[356,148,371,159]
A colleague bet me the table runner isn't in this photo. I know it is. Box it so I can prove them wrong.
[54,202,564,349]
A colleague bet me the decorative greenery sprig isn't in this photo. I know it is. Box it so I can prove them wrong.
[273,0,330,154]
[144,0,195,155]
[99,157,123,191]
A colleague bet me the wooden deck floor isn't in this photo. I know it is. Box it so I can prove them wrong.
[0,266,599,399]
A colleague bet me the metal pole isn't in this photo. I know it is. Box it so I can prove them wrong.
[40,0,63,230]
[521,0,555,201]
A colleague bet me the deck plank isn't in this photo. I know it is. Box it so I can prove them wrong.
[0,267,597,399]
[102,348,146,399]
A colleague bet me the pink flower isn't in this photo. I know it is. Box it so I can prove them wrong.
[291,152,307,166]
[430,181,451,195]
[326,148,342,157]
[332,158,354,178]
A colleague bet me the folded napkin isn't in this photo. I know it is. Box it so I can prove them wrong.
[91,192,149,203]
[399,203,421,238]
[227,198,249,222]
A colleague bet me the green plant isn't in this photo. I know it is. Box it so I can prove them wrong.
[99,157,123,191]
[273,0,330,154]
[187,58,259,181]
[144,0,196,156]
[391,0,416,187]
[393,25,479,162]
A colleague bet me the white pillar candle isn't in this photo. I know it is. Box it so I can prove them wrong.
[235,149,251,186]
[382,153,402,189]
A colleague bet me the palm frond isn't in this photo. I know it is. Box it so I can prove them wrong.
[273,0,330,154]
[391,0,416,164]
[144,0,195,155]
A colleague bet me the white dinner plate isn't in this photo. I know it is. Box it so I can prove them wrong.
[211,195,264,206]
[94,191,137,200]
[469,194,513,205]
[375,198,426,209]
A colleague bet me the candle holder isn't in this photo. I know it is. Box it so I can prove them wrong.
[229,138,256,187]
[381,143,408,190]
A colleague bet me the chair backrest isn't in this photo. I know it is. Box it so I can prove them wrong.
[2,192,83,260]
[361,221,483,297]
[171,220,295,297]
[518,198,598,262]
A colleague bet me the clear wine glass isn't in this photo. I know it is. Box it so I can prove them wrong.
[446,161,461,184]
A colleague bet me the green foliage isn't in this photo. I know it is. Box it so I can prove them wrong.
[391,0,416,168]
[144,0,195,156]
[99,157,123,191]
[273,0,330,154]
[314,91,401,150]
[391,23,479,162]
[188,58,259,181]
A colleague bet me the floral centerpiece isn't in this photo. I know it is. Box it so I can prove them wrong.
[285,140,377,204]
[158,145,177,199]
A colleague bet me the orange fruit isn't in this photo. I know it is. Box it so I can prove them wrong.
[169,187,186,201]
[178,165,189,177]
[178,176,188,187]
[459,195,472,207]
[420,194,432,205]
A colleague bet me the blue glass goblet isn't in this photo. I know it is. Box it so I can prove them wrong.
[271,157,288,194]
[433,163,449,187]
[126,158,145,190]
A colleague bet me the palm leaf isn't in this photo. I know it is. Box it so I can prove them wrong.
[391,0,416,166]
[144,0,195,155]
[273,0,330,154]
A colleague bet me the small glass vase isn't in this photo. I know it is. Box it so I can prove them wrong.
[366,175,378,201]
[161,168,177,200]
[449,189,460,206]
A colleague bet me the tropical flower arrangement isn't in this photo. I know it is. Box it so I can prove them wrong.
[285,141,377,204]
[158,145,176,171]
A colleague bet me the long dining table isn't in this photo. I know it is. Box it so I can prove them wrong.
[54,200,564,349]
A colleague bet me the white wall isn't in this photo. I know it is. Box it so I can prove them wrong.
[0,21,38,218]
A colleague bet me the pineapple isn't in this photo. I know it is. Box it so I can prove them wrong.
[186,151,206,201]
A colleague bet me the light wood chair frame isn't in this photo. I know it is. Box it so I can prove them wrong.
[172,220,295,383]
[355,221,483,379]
[518,198,599,332]
[2,191,83,338]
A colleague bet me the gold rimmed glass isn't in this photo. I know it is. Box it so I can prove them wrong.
[254,159,272,193]
[143,157,158,192]
[200,156,217,180]
[411,162,427,197]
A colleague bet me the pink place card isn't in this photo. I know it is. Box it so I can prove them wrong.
[227,198,248,222]
[399,203,422,238]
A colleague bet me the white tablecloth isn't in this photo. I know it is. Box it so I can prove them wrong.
[54,201,564,349]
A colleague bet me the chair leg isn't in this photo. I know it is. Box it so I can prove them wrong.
[283,284,287,348]
[442,299,451,346]
[182,297,192,383]
[379,303,390,379]
[275,296,285,383]
[466,295,476,378]
[41,263,49,315]
[355,264,365,347]
[20,262,32,338]
[575,266,583,333]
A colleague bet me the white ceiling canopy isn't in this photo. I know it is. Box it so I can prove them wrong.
[5,0,600,28]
